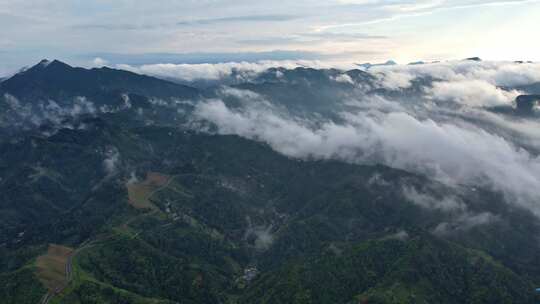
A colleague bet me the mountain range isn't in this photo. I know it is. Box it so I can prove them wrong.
[1,59,540,304]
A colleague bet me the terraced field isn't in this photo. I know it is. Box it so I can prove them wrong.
[35,245,74,292]
[127,172,171,210]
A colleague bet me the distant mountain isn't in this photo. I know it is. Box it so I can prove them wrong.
[0,59,199,105]
[516,82,540,95]
[516,94,540,115]
[356,60,398,69]
[0,59,203,136]
[223,67,375,118]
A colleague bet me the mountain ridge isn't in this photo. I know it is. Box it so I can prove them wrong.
[0,59,200,104]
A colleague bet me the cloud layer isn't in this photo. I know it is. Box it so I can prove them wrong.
[117,60,354,82]
[187,60,540,217]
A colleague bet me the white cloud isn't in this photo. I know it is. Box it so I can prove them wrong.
[332,73,354,84]
[1,94,99,131]
[92,57,108,67]
[389,230,410,241]
[116,60,356,82]
[103,148,120,176]
[460,109,540,149]
[373,60,540,88]
[401,184,499,233]
[118,62,283,82]
[433,212,499,235]
[126,171,139,185]
[428,79,520,107]
[402,186,466,212]
[192,91,540,216]
[374,70,415,90]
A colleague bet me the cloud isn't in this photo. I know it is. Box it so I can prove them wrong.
[119,62,261,82]
[388,230,410,241]
[332,73,355,84]
[117,60,354,82]
[2,93,31,118]
[118,59,539,95]
[402,186,466,212]
[103,148,120,176]
[177,15,299,26]
[126,171,139,185]
[244,216,275,250]
[121,94,132,109]
[235,32,386,46]
[5,56,540,221]
[433,212,499,235]
[374,70,415,90]
[428,79,520,107]
[322,0,540,30]
[191,88,540,216]
[92,57,108,67]
[1,94,98,131]
[2,0,540,74]
[372,60,540,88]
[401,184,499,233]
[96,50,331,66]
[235,37,301,46]
[368,60,540,107]
[251,226,275,250]
[448,108,540,150]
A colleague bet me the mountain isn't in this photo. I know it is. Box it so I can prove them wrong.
[356,60,398,69]
[242,235,535,304]
[516,95,540,115]
[0,59,199,105]
[1,60,540,304]
[219,67,375,119]
[0,60,201,133]
[516,82,540,95]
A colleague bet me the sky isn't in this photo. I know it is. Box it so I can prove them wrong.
[1,0,540,76]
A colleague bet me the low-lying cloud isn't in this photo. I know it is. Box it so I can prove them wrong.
[191,82,540,216]
[402,186,466,213]
[371,60,540,88]
[103,147,121,176]
[428,80,520,107]
[1,94,98,130]
[117,60,355,82]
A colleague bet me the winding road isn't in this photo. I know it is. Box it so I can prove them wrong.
[38,239,94,304]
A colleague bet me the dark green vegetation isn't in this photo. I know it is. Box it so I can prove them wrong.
[0,59,198,104]
[242,236,533,304]
[0,266,47,303]
[1,61,540,303]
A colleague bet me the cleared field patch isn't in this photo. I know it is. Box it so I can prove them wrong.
[35,244,74,291]
[127,172,171,210]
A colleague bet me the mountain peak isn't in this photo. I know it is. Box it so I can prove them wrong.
[0,58,199,103]
[31,59,72,71]
[38,59,52,67]
[356,60,398,69]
